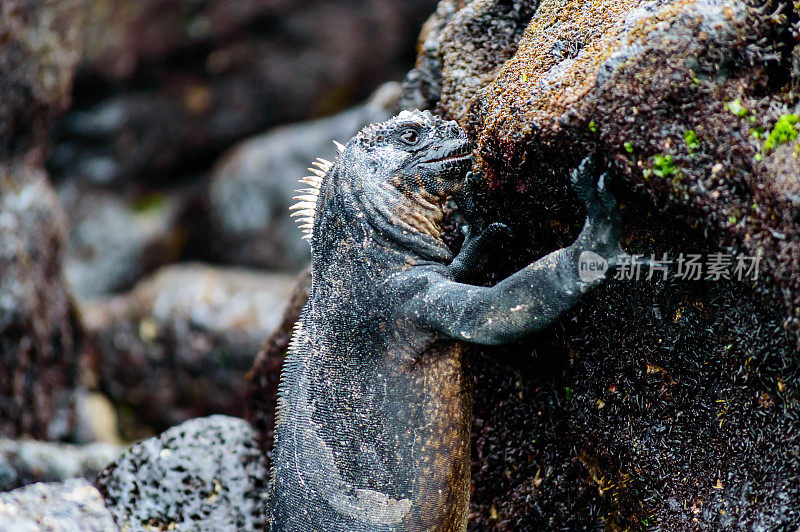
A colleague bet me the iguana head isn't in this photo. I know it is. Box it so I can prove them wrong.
[293,110,472,262]
[352,109,473,200]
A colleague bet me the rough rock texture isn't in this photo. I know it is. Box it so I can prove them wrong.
[0,478,119,531]
[50,0,438,187]
[60,186,188,299]
[95,415,267,532]
[0,439,121,491]
[0,0,83,157]
[82,264,294,437]
[0,166,81,440]
[405,0,800,529]
[245,266,311,455]
[0,0,85,441]
[198,83,399,271]
[248,0,800,529]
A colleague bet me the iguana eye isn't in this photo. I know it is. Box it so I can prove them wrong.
[400,128,419,145]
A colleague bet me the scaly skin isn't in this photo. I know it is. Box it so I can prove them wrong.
[267,110,623,531]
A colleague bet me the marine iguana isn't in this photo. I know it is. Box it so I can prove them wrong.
[268,110,624,531]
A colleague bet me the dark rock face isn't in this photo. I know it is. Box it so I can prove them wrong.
[51,0,439,187]
[393,0,800,529]
[96,415,267,532]
[83,264,294,436]
[0,478,119,531]
[200,83,399,271]
[0,0,83,157]
[0,166,81,440]
[0,439,121,491]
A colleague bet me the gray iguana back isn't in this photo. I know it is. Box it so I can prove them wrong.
[267,110,623,531]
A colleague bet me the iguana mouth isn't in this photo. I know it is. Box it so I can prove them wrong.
[421,142,472,165]
[428,153,471,164]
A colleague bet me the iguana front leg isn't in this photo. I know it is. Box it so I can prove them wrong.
[407,156,624,345]
[449,171,511,282]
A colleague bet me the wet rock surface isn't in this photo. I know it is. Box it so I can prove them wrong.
[200,83,399,271]
[0,478,119,532]
[96,415,267,532]
[391,0,800,528]
[82,264,294,436]
[0,439,122,491]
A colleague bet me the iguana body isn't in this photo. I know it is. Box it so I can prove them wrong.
[267,110,623,531]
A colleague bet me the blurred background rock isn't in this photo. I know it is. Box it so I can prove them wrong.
[2,0,437,444]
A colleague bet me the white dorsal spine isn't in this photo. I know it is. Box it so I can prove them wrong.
[290,155,334,242]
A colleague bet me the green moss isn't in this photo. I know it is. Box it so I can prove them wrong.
[749,127,764,140]
[588,121,598,133]
[724,98,748,117]
[565,386,575,400]
[652,154,677,178]
[683,130,699,152]
[624,141,634,153]
[132,193,167,215]
[763,114,799,153]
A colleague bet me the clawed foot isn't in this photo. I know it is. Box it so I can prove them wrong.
[450,172,512,281]
[454,171,484,233]
[571,156,625,271]
[450,221,512,281]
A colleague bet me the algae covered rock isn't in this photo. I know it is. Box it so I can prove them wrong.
[95,415,267,532]
[394,0,800,528]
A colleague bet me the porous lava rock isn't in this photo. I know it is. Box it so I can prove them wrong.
[96,415,267,531]
[0,0,85,441]
[0,166,82,440]
[0,439,121,491]
[0,478,119,531]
